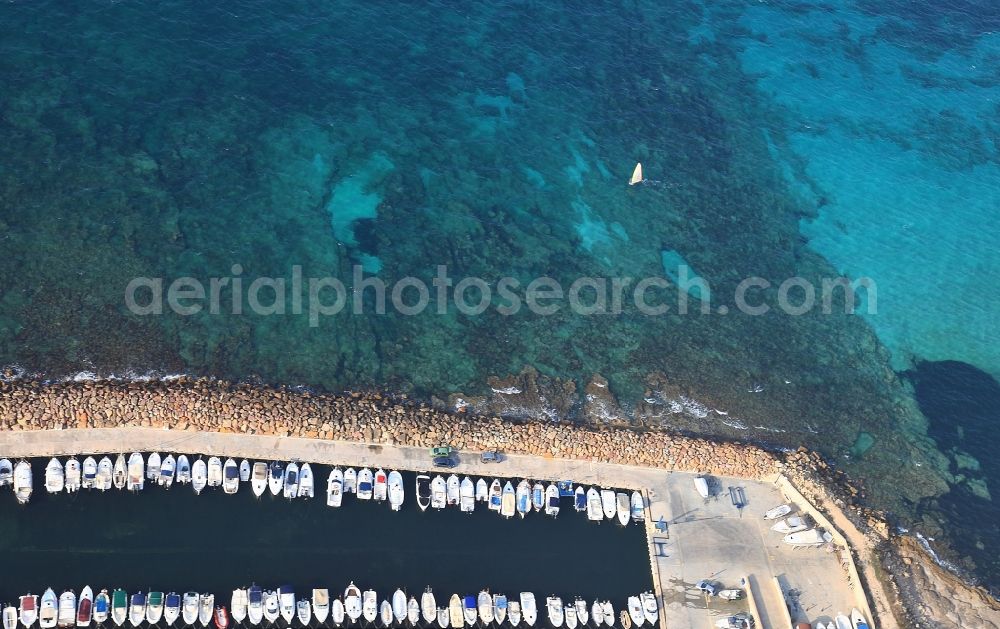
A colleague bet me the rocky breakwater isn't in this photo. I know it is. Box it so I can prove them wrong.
[0,377,778,480]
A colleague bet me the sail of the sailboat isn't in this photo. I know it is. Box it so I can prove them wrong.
[629,162,643,186]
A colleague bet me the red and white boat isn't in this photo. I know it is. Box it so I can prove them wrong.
[19,594,38,628]
[213,607,229,629]
[373,469,388,502]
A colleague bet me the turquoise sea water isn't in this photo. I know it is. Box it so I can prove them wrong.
[1,1,998,591]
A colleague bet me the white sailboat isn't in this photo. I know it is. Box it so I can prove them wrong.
[431,475,447,509]
[475,478,488,502]
[373,468,388,502]
[343,468,357,494]
[344,584,362,623]
[262,591,279,624]
[113,454,127,490]
[545,597,563,628]
[283,462,300,499]
[357,468,374,500]
[421,589,436,625]
[126,453,144,492]
[251,461,268,497]
[160,454,176,488]
[97,456,114,491]
[145,453,161,482]
[327,468,344,507]
[460,477,475,513]
[175,455,191,485]
[192,458,207,495]
[206,456,223,488]
[298,462,315,498]
[45,458,64,494]
[14,460,32,504]
[387,470,404,511]
[239,459,251,482]
[446,475,460,506]
[223,458,240,494]
[268,462,284,496]
[82,457,98,489]
[312,589,329,624]
[520,593,536,627]
[628,163,643,186]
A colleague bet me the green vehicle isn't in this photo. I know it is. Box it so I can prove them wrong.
[430,445,457,468]
[111,590,128,626]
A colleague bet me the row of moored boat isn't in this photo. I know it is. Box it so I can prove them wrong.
[3,587,659,629]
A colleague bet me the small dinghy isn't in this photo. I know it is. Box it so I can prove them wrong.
[851,608,870,629]
[416,474,431,511]
[446,474,461,506]
[639,593,657,625]
[694,476,710,499]
[477,592,493,625]
[231,590,248,624]
[436,607,450,629]
[591,601,604,627]
[45,458,64,494]
[126,454,144,492]
[39,589,58,629]
[631,492,645,522]
[357,468,374,500]
[544,484,560,517]
[110,590,127,627]
[19,594,38,628]
[601,601,614,627]
[431,475,447,510]
[392,590,407,624]
[343,585,361,623]
[616,493,631,526]
[127,593,145,628]
[160,454,176,488]
[546,597,563,628]
[283,462,300,499]
[82,457,98,489]
[388,470,405,511]
[146,592,164,625]
[380,601,393,628]
[145,453,161,482]
[407,596,420,626]
[296,600,311,626]
[298,463,315,498]
[247,585,263,626]
[262,592,279,624]
[207,457,223,488]
[574,487,587,512]
[192,459,208,495]
[94,591,110,625]
[460,477,475,513]
[0,458,12,487]
[448,595,463,628]
[361,590,377,624]
[488,480,503,512]
[164,593,181,626]
[97,457,114,491]
[783,529,829,547]
[182,594,199,626]
[373,468,388,502]
[223,458,240,494]
[531,483,544,512]
[14,461,32,504]
[626,597,643,627]
[278,587,295,624]
[176,455,191,485]
[764,504,793,520]
[501,481,517,518]
[77,586,93,627]
[330,598,345,626]
[214,606,229,629]
[57,591,76,629]
[516,480,532,517]
[239,459,251,482]
[520,593,536,627]
[343,468,357,494]
[771,516,809,534]
[493,595,508,625]
[327,468,344,507]
[312,589,330,624]
[601,490,617,520]
[565,604,577,629]
[198,594,214,627]
[462,596,477,626]
[268,462,284,496]
[421,589,436,625]
[113,455,127,490]
[251,462,268,497]
[629,162,643,185]
[475,478,488,502]
[508,601,521,627]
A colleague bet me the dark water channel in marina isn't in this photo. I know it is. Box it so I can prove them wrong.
[0,461,652,604]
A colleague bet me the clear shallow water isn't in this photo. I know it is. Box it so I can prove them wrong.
[0,462,651,602]
[0,0,997,590]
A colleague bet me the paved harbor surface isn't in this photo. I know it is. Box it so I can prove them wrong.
[1,428,862,628]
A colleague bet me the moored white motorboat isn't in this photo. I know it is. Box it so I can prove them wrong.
[14,460,32,504]
[330,598,345,626]
[509,600,521,627]
[421,589,436,625]
[446,474,460,506]
[544,484,560,517]
[361,590,377,624]
[2,605,15,629]
[145,453,161,482]
[19,593,38,628]
[164,593,180,626]
[182,594,200,627]
[601,490,616,520]
[97,456,114,491]
[82,457,98,489]
[574,486,587,512]
[477,592,493,625]
[488,480,502,512]
[207,457,223,488]
[298,462,314,498]
[631,491,645,522]
[126,453,144,492]
[239,459,251,482]
[77,586,94,627]
[771,516,809,534]
[501,481,517,518]
[373,468,388,502]
[198,594,214,627]
[344,584,362,623]
[520,593,536,627]
[475,478,488,502]
[223,458,240,494]
[176,455,191,485]
[436,606,449,629]
[448,595,463,629]
[357,468,374,500]
[113,455,127,490]
[639,592,657,625]
[247,586,263,626]
[380,601,393,627]
[764,504,793,520]
[296,600,311,626]
[387,470,404,511]
[146,592,164,625]
[64,457,81,493]
[110,590,127,627]
[262,592,279,624]
[460,477,475,513]
[283,462,299,499]
[851,608,870,629]
[493,595,508,625]
[416,474,431,511]
[94,590,110,625]
[0,458,12,487]
[616,492,631,526]
[583,488,602,521]
[627,597,643,627]
[45,458,64,494]
[57,591,76,629]
[835,613,852,629]
[312,589,329,624]
[565,604,577,629]
[231,590,248,624]
[268,462,284,496]
[516,480,531,518]
[392,590,407,624]
[531,483,544,512]
[192,459,207,495]
[278,587,295,624]
[327,468,344,507]
[431,475,447,510]
[127,592,144,628]
[462,596,476,626]
[574,598,588,626]
[160,454,176,488]
[591,601,604,627]
[407,597,420,626]
[601,601,613,627]
[39,589,58,629]
[343,468,357,494]
[546,597,563,628]
[251,462,268,498]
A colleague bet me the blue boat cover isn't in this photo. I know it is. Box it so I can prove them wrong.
[359,481,373,491]
[575,494,587,508]
[557,481,574,497]
[248,589,262,603]
[131,593,145,604]
[463,596,475,608]
[165,594,180,606]
[94,599,109,613]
